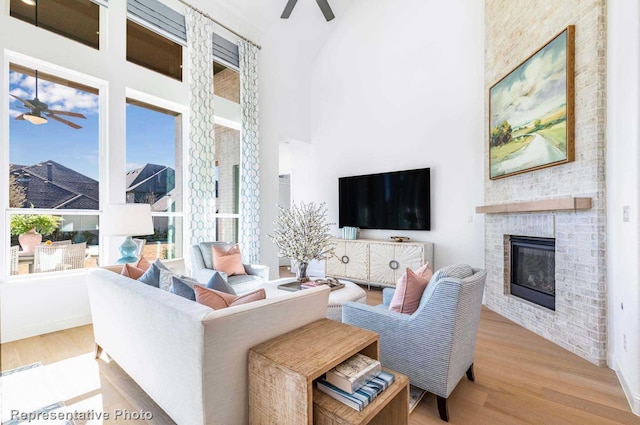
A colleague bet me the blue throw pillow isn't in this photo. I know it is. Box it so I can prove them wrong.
[205,271,236,295]
[137,259,170,287]
[170,275,197,301]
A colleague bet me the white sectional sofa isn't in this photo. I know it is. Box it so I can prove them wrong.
[87,263,330,425]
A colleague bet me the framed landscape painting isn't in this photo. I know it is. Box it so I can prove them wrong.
[489,26,575,180]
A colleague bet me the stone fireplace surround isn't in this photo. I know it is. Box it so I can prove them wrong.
[480,199,607,366]
[484,0,607,367]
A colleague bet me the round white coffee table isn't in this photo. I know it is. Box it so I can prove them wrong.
[263,278,367,322]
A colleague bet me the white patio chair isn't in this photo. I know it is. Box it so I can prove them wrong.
[9,245,19,275]
[51,240,72,245]
[34,242,87,273]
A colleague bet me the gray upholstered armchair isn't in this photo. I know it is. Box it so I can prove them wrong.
[342,265,486,422]
[191,242,269,294]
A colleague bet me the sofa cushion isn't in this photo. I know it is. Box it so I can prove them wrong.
[138,259,171,287]
[121,263,146,280]
[212,244,246,276]
[193,285,265,310]
[206,271,236,295]
[228,274,265,294]
[389,263,433,314]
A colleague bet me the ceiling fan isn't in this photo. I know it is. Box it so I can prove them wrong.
[11,70,86,129]
[281,0,335,22]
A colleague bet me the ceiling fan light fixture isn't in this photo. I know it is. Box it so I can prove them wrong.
[24,112,47,125]
[21,0,36,6]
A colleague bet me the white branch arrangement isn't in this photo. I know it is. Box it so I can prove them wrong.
[269,201,335,265]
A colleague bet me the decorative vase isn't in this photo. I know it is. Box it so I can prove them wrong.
[296,262,309,282]
[19,228,42,254]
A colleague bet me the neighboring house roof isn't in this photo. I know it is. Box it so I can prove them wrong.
[126,164,174,192]
[10,164,26,173]
[126,164,175,212]
[125,167,143,189]
[10,160,99,210]
[10,161,174,211]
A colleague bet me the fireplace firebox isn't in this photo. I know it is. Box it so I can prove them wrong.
[510,236,555,310]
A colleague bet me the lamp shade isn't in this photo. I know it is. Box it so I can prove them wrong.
[102,203,154,236]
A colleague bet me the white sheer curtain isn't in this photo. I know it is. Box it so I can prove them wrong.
[185,9,216,244]
[238,40,261,264]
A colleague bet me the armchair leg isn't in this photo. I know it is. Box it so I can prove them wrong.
[437,396,449,422]
[466,363,475,382]
[94,343,103,359]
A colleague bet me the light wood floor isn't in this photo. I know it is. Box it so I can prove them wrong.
[2,285,638,424]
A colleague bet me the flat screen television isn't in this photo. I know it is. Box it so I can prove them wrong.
[339,168,430,231]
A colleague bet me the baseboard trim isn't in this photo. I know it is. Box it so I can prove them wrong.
[611,355,640,416]
[608,353,617,370]
[1,315,92,343]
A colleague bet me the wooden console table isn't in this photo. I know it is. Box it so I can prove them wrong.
[249,318,409,425]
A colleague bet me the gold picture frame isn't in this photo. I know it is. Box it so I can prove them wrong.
[489,26,575,180]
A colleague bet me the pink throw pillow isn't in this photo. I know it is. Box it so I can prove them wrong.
[389,263,433,314]
[229,289,266,307]
[135,256,151,271]
[121,263,146,280]
[194,285,265,310]
[211,244,247,276]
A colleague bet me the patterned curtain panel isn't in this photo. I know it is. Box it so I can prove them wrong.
[185,9,216,244]
[238,40,260,264]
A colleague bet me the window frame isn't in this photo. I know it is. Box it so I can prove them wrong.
[126,18,183,81]
[211,59,242,244]
[4,54,108,279]
[125,89,188,262]
[9,0,102,50]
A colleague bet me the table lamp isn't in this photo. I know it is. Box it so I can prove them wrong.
[102,203,154,263]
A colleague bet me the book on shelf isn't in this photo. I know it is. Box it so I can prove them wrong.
[316,370,395,411]
[369,370,395,391]
[316,379,369,411]
[325,353,382,394]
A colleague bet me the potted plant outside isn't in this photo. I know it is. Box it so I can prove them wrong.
[11,214,63,253]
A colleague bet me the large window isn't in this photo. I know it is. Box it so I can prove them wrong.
[127,20,182,81]
[10,0,100,49]
[8,64,100,275]
[214,124,240,242]
[212,60,241,243]
[126,99,183,260]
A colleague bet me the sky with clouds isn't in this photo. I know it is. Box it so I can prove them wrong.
[490,31,568,130]
[9,70,176,181]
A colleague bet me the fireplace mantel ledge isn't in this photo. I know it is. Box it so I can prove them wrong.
[476,196,592,214]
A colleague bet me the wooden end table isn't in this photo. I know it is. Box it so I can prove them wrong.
[249,318,409,425]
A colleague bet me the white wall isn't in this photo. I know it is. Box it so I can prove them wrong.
[299,0,485,270]
[0,272,91,342]
[607,0,640,414]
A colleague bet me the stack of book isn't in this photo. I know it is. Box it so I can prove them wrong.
[315,353,395,411]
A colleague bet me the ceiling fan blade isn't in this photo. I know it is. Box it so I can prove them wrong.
[46,113,82,129]
[316,0,335,21]
[47,109,87,119]
[15,114,25,120]
[10,94,36,109]
[281,0,298,18]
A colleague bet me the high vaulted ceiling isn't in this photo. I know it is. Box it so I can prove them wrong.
[188,0,354,55]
